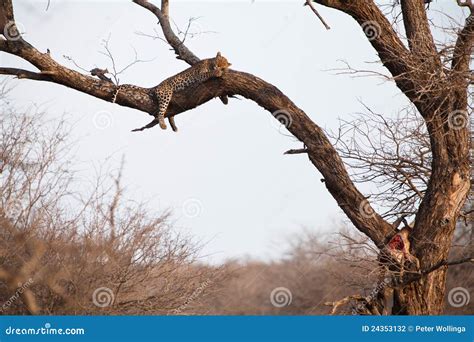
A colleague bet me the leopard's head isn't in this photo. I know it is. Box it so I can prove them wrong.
[215,52,231,69]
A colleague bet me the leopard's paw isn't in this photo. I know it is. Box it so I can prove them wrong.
[159,117,167,130]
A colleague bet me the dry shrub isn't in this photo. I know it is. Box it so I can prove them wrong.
[0,108,222,315]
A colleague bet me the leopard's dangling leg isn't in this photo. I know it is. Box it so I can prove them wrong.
[155,89,173,130]
[157,102,168,130]
[132,97,173,132]
[168,116,178,132]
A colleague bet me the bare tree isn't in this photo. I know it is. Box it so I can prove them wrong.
[0,0,472,314]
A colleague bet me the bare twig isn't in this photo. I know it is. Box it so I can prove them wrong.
[284,148,309,155]
[304,0,330,30]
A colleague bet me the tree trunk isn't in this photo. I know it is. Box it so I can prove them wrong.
[393,265,447,314]
[392,100,470,314]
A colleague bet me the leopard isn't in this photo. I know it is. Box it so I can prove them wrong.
[111,52,231,132]
[153,52,231,130]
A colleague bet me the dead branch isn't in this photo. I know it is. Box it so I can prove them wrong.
[304,0,330,30]
[284,148,309,155]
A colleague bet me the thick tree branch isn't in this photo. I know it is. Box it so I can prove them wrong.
[0,67,53,81]
[0,0,14,30]
[411,10,472,265]
[457,0,474,12]
[161,0,169,18]
[0,38,146,111]
[400,0,439,61]
[133,0,199,64]
[397,256,474,287]
[452,12,474,74]
[313,1,421,104]
[421,256,473,275]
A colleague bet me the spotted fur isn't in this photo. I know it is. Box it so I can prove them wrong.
[153,52,231,130]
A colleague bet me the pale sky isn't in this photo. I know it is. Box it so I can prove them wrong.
[1,0,467,263]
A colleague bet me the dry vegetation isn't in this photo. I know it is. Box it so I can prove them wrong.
[0,0,472,314]
[0,98,225,315]
[0,95,471,315]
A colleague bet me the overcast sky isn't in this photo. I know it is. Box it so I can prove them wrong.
[1,0,467,263]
